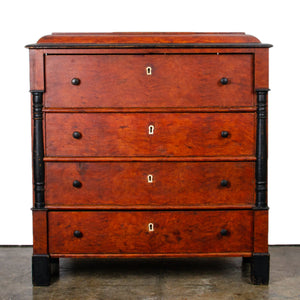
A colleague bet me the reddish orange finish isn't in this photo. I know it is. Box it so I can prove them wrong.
[36,32,261,45]
[29,50,44,91]
[32,210,48,254]
[45,113,256,157]
[45,162,255,206]
[44,156,256,162]
[50,252,252,258]
[44,54,254,108]
[254,48,269,89]
[254,210,269,253]
[28,33,270,278]
[46,205,254,211]
[48,210,253,254]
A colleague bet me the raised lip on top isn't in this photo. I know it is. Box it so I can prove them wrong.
[26,32,272,49]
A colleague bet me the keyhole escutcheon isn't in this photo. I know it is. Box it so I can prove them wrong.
[146,66,152,75]
[148,125,154,135]
[147,174,153,183]
[148,223,154,232]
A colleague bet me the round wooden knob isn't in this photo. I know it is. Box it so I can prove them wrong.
[71,78,80,85]
[220,229,229,236]
[220,77,228,85]
[221,131,229,138]
[73,180,82,188]
[220,180,228,187]
[74,230,83,238]
[72,131,82,139]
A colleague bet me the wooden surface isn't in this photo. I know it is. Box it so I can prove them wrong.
[34,32,262,45]
[45,113,256,157]
[48,210,253,254]
[32,210,48,254]
[45,161,255,206]
[29,50,44,91]
[44,54,254,108]
[29,33,269,269]
[50,252,252,258]
[254,210,269,253]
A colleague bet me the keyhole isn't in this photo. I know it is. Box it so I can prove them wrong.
[148,125,154,135]
[148,223,154,232]
[146,66,152,75]
[147,175,153,183]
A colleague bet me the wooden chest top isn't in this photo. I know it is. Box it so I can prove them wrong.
[26,32,271,48]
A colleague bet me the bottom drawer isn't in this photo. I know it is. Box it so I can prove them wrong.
[48,210,253,255]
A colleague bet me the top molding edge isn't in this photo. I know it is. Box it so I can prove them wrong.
[25,43,273,49]
[25,32,272,49]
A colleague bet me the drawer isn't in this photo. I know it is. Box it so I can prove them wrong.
[44,54,254,108]
[48,210,253,254]
[45,113,255,157]
[45,162,255,207]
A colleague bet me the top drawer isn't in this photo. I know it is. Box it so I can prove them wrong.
[44,54,254,108]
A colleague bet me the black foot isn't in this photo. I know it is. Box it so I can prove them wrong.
[50,257,59,277]
[242,256,252,264]
[32,255,51,286]
[251,253,270,285]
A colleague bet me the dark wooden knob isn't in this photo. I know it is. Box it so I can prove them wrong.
[74,230,83,238]
[221,131,229,138]
[220,77,228,85]
[72,131,82,139]
[71,78,80,85]
[73,180,82,188]
[220,229,229,236]
[220,179,228,187]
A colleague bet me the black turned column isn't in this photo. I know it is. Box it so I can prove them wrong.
[255,89,269,209]
[32,91,54,285]
[251,88,270,285]
[32,91,44,209]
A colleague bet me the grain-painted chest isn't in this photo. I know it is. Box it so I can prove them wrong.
[26,32,271,285]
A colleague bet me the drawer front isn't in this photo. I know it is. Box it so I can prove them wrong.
[45,54,254,108]
[48,211,253,254]
[45,113,255,157]
[45,162,255,206]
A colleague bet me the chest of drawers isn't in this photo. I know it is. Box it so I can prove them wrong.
[26,32,271,285]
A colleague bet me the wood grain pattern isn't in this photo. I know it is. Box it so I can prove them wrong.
[29,50,44,91]
[32,210,48,254]
[46,205,254,210]
[44,156,256,162]
[50,252,252,258]
[41,48,263,55]
[37,32,261,45]
[254,48,269,89]
[43,107,257,113]
[45,162,255,206]
[28,33,270,285]
[254,210,269,253]
[45,112,256,157]
[48,210,253,254]
[44,54,254,108]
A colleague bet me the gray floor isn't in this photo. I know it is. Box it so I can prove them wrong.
[0,246,299,300]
